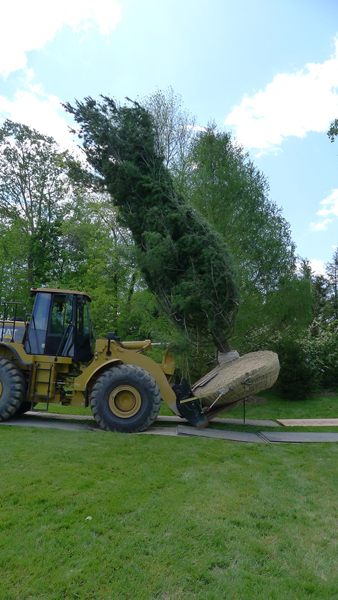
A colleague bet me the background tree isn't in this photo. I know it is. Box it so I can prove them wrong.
[326,247,338,321]
[0,220,29,304]
[312,274,330,322]
[60,192,138,337]
[142,86,197,192]
[183,125,311,351]
[187,126,296,289]
[0,120,72,293]
[327,119,338,143]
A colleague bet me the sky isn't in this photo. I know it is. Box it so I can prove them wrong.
[1,0,338,275]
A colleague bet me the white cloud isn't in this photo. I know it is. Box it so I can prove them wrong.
[186,125,207,132]
[0,0,121,77]
[0,78,77,152]
[309,259,326,277]
[310,219,334,232]
[225,38,338,151]
[317,188,338,217]
[310,189,338,231]
[297,259,326,276]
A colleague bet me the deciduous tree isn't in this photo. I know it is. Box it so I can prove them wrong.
[185,126,310,350]
[0,120,72,289]
[326,247,338,321]
[142,86,197,191]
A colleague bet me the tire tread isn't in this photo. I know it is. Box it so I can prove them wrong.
[0,358,26,421]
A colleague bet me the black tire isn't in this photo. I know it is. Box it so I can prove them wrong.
[0,358,26,421]
[90,364,162,433]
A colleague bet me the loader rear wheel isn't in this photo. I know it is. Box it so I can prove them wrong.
[90,364,162,433]
[0,358,26,421]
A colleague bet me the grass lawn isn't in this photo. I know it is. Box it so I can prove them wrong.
[228,390,338,420]
[1,391,338,599]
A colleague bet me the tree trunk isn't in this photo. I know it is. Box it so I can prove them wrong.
[212,334,232,353]
[27,241,34,287]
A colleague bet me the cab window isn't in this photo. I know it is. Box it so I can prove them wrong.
[49,295,73,335]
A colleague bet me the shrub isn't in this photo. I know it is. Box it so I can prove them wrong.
[272,335,317,400]
[301,323,338,390]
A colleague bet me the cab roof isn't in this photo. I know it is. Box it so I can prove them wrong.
[30,288,92,302]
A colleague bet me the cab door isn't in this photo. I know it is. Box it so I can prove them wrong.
[44,294,74,356]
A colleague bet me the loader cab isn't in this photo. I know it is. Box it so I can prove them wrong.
[25,288,94,362]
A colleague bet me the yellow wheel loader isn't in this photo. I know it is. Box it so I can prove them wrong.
[0,288,280,432]
[0,288,212,432]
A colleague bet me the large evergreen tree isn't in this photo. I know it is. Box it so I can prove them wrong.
[65,96,240,353]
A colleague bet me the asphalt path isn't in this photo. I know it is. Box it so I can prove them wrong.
[1,412,338,443]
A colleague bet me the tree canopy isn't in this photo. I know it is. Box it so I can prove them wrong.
[182,125,310,350]
[0,120,75,299]
[141,86,196,191]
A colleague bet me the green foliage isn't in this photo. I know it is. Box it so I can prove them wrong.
[327,118,338,142]
[31,217,64,283]
[325,247,338,321]
[301,322,338,390]
[187,126,296,290]
[312,273,330,321]
[185,126,306,351]
[307,246,338,326]
[233,270,314,354]
[65,96,240,352]
[0,119,75,295]
[142,86,196,192]
[272,334,316,400]
[57,193,138,337]
[264,314,338,400]
[0,221,30,305]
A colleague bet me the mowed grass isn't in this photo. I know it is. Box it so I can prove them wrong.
[1,419,338,600]
[228,390,338,420]
[209,391,338,433]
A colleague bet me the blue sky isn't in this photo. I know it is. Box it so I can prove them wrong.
[1,0,338,274]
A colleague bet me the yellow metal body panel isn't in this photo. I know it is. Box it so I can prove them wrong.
[72,338,176,406]
[0,337,176,408]
[0,340,74,404]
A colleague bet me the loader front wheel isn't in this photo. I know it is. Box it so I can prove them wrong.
[90,364,161,433]
[0,358,26,421]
